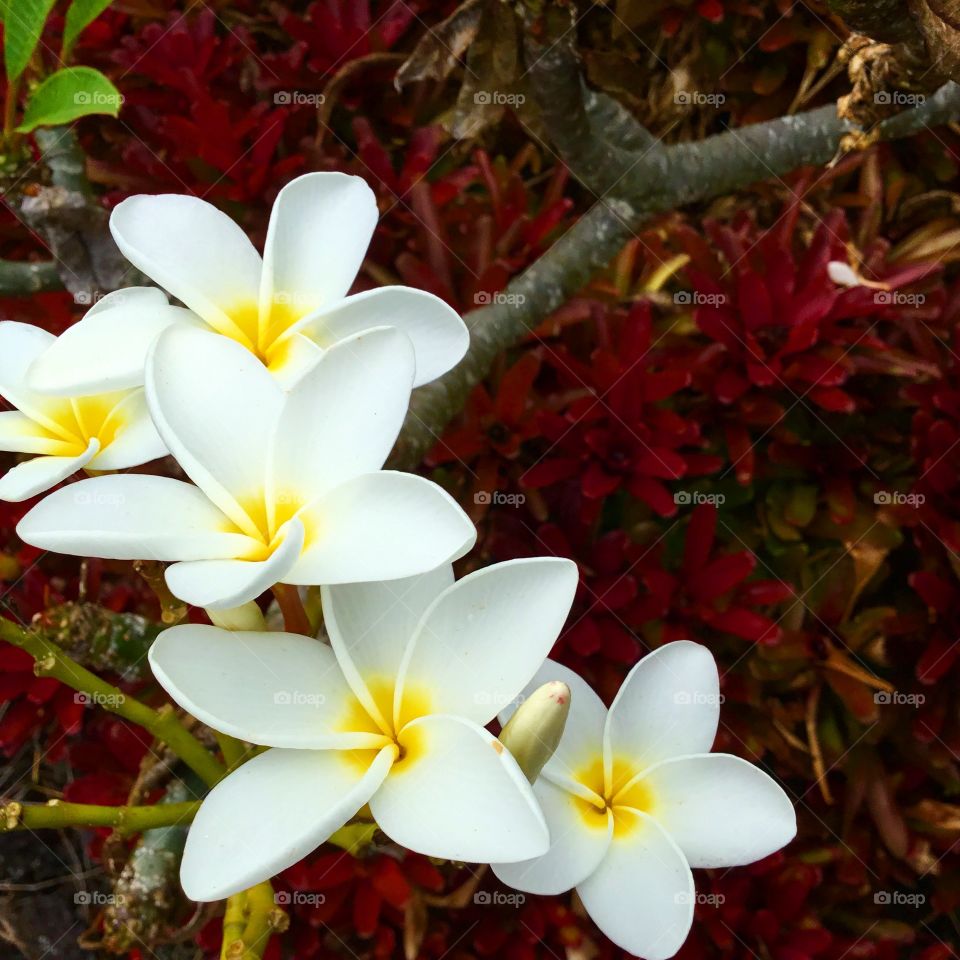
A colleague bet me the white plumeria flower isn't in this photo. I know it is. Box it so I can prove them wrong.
[147,557,579,901]
[25,287,197,396]
[493,642,796,960]
[29,172,468,391]
[17,324,475,609]
[0,302,180,501]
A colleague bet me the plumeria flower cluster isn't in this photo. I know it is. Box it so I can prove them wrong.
[1,172,797,959]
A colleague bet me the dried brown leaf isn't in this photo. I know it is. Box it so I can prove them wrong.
[395,0,485,90]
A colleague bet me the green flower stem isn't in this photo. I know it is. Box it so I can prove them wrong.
[0,617,225,787]
[221,881,288,960]
[1,798,200,836]
[215,731,249,772]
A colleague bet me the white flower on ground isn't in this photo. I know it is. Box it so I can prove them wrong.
[17,324,475,608]
[37,172,466,388]
[147,557,580,901]
[0,304,177,501]
[492,641,796,960]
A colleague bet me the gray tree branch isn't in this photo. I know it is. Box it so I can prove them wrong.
[388,77,960,469]
[0,258,61,295]
[14,127,137,300]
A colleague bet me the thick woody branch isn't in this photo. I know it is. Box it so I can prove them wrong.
[389,80,960,469]
[825,0,923,44]
[0,257,61,294]
[18,127,138,298]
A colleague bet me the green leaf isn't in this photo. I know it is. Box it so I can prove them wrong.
[3,0,57,83]
[16,66,122,132]
[61,0,112,60]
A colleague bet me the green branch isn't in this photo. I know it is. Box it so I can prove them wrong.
[0,617,224,787]
[1,798,199,836]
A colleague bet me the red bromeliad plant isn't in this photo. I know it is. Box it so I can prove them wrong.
[3,2,960,959]
[523,302,722,519]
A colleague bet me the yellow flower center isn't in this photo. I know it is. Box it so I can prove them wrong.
[29,392,131,458]
[573,756,655,838]
[220,300,305,370]
[337,675,433,775]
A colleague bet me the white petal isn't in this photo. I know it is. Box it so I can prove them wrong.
[267,332,323,389]
[639,754,796,868]
[86,390,167,470]
[110,194,263,346]
[288,471,475,585]
[492,777,613,895]
[165,516,304,610]
[17,474,256,560]
[369,713,548,863]
[322,565,454,728]
[397,558,578,728]
[0,322,76,435]
[827,261,861,288]
[181,745,395,901]
[577,809,695,960]
[604,641,719,779]
[149,623,387,749]
[271,327,414,502]
[26,290,196,396]
[0,321,54,379]
[499,658,607,789]
[83,287,164,315]
[259,172,378,326]
[290,287,468,387]
[146,325,282,539]
[0,438,99,502]
[0,411,73,456]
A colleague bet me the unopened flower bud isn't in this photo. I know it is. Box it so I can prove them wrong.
[207,602,266,633]
[498,680,570,783]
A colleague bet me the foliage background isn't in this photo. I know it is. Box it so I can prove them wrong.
[1,1,959,959]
